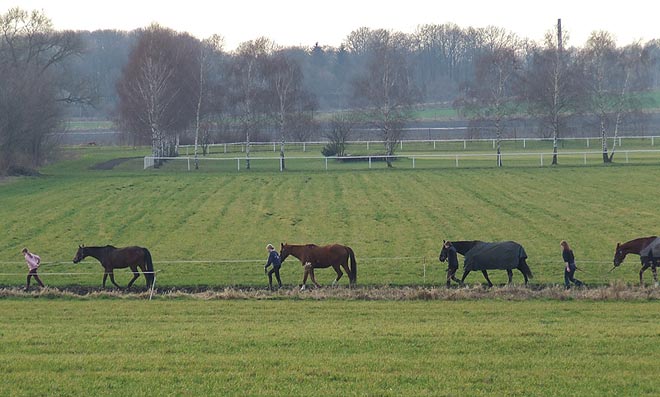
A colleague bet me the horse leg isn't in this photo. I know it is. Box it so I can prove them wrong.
[460,270,470,286]
[340,262,352,286]
[481,270,493,288]
[652,264,658,287]
[126,265,140,288]
[102,271,108,288]
[332,264,343,287]
[639,263,650,287]
[518,268,529,285]
[301,262,312,291]
[108,270,121,288]
[506,269,513,285]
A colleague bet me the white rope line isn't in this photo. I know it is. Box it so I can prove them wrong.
[0,256,426,265]
[0,270,161,276]
[0,257,622,265]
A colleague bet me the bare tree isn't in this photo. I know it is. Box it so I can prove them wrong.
[352,30,418,167]
[116,24,199,166]
[227,38,274,169]
[0,7,84,173]
[193,34,224,169]
[456,27,522,166]
[263,49,317,170]
[322,112,356,157]
[582,33,653,162]
[523,20,584,165]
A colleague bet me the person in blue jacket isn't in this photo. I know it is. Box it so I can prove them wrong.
[264,244,282,290]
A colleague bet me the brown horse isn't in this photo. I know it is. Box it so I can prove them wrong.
[279,243,357,290]
[72,245,155,288]
[613,236,660,286]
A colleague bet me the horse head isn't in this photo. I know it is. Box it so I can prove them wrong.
[613,242,626,267]
[280,243,291,262]
[439,240,450,262]
[72,244,86,263]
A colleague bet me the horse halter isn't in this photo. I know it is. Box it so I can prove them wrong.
[73,245,86,263]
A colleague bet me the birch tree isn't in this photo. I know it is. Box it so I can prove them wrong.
[456,27,521,167]
[227,38,273,169]
[352,30,418,167]
[116,24,199,166]
[524,20,584,165]
[582,32,653,163]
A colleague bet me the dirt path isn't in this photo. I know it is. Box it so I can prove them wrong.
[90,157,141,170]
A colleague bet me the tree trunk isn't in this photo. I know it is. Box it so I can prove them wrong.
[600,118,610,163]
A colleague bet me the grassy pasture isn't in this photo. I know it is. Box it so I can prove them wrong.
[0,300,658,396]
[0,145,659,288]
[2,146,660,396]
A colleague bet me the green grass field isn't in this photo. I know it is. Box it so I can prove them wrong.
[2,146,660,396]
[1,145,659,287]
[1,300,658,396]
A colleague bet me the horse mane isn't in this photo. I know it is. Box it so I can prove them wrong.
[305,244,318,248]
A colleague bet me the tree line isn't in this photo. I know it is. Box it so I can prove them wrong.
[2,7,659,173]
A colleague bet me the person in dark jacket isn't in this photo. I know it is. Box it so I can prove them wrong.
[264,244,282,290]
[561,240,584,289]
[444,241,462,287]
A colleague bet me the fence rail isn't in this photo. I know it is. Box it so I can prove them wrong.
[178,135,660,155]
[144,149,660,171]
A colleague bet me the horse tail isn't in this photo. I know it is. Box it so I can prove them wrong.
[143,248,155,287]
[519,258,533,279]
[347,246,357,285]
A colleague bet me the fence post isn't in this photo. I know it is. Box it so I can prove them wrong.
[626,151,629,163]
[653,136,655,146]
[584,153,587,165]
[187,157,190,171]
[224,143,227,153]
[587,138,589,148]
[433,140,436,150]
[325,157,328,170]
[455,155,459,167]
[303,142,306,152]
[400,141,403,150]
[540,154,543,166]
[237,158,240,171]
[367,141,370,151]
[369,157,372,169]
[463,140,467,150]
[523,138,526,148]
[412,157,415,169]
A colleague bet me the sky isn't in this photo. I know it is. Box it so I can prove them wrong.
[3,0,659,50]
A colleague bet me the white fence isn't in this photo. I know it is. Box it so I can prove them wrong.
[145,149,660,171]
[178,135,660,155]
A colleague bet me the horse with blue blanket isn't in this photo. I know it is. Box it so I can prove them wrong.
[439,240,533,287]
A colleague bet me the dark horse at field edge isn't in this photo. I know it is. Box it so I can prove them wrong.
[73,245,155,288]
[439,240,533,287]
[613,236,660,286]
[280,243,357,290]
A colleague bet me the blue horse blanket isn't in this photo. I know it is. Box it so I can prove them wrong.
[463,241,527,271]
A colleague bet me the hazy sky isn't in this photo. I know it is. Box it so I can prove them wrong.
[3,0,659,50]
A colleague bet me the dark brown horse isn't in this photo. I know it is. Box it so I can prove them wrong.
[439,240,533,287]
[613,236,660,286]
[280,243,357,290]
[72,245,155,288]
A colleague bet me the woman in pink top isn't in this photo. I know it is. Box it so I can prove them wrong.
[22,248,45,291]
